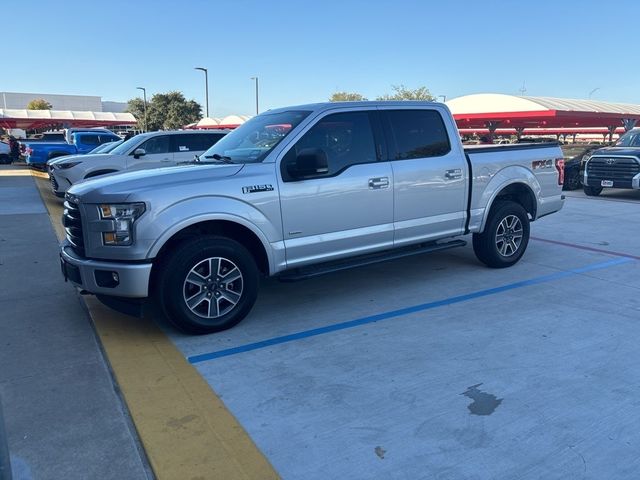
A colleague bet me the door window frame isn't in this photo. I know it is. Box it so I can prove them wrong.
[279,109,387,182]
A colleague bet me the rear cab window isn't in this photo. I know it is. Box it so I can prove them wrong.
[76,134,100,146]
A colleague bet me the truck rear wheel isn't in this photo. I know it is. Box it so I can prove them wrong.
[473,201,530,268]
[156,235,259,334]
[583,185,602,196]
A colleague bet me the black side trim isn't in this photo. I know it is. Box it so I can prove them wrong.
[278,239,467,282]
[464,142,559,154]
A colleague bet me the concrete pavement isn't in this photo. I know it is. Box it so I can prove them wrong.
[0,167,151,480]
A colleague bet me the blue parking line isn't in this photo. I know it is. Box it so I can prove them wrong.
[188,257,633,364]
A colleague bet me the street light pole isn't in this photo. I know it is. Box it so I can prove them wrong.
[195,67,209,117]
[588,87,600,99]
[437,95,447,102]
[250,76,259,115]
[136,87,147,132]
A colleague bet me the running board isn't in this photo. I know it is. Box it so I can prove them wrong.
[278,239,467,282]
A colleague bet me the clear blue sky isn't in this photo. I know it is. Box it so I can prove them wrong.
[5,0,639,117]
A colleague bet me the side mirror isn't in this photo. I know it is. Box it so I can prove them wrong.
[133,148,146,159]
[193,154,200,162]
[287,148,329,179]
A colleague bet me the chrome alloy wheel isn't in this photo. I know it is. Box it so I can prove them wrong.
[182,257,243,318]
[495,215,523,258]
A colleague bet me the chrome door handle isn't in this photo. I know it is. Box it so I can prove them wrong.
[445,169,463,179]
[368,177,389,189]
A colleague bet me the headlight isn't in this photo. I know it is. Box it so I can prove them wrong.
[98,203,145,246]
[57,161,83,169]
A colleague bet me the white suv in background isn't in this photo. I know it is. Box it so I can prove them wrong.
[48,130,229,196]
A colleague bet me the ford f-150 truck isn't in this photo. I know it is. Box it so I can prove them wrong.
[59,101,565,334]
[583,127,640,195]
[24,131,121,168]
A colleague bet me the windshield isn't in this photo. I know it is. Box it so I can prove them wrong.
[109,133,153,155]
[615,129,640,147]
[200,110,311,163]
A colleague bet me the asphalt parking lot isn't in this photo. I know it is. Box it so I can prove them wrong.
[3,166,640,479]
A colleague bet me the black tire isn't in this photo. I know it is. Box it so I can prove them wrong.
[156,235,259,334]
[473,201,530,268]
[563,170,581,191]
[583,185,602,196]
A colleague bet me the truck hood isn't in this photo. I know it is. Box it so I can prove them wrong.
[590,146,640,158]
[67,163,245,203]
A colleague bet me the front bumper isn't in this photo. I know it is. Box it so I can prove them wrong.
[60,244,153,298]
[584,173,640,190]
[49,169,71,196]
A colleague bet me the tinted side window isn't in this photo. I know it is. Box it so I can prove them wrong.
[140,136,170,154]
[385,110,451,160]
[79,135,99,145]
[283,112,376,180]
[98,135,117,145]
[173,133,225,152]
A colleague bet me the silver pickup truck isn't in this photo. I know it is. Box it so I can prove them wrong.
[59,102,565,334]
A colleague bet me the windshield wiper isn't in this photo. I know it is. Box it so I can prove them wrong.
[203,153,235,164]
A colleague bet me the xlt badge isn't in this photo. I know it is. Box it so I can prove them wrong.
[242,184,274,194]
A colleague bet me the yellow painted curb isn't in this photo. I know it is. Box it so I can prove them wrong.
[32,171,280,480]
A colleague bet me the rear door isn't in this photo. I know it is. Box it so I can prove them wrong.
[379,107,467,245]
[126,135,173,170]
[277,109,394,268]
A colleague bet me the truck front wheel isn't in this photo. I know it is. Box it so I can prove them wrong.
[473,201,530,268]
[156,235,259,334]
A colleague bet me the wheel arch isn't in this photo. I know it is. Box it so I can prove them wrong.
[481,181,537,232]
[149,218,271,293]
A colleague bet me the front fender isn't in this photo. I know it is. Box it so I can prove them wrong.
[472,165,541,232]
[142,196,282,273]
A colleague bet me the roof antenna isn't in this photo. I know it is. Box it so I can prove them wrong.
[518,81,527,96]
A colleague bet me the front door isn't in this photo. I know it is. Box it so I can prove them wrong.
[127,135,174,170]
[278,110,394,268]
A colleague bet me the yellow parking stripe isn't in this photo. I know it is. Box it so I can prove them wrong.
[32,170,279,480]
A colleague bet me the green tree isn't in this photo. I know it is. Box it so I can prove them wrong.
[26,98,53,110]
[329,91,368,102]
[376,84,435,101]
[126,91,202,131]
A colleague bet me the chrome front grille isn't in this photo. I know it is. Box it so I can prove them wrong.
[63,200,85,256]
[49,173,59,192]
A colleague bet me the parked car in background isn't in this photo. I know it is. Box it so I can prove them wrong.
[49,130,229,196]
[23,131,121,168]
[63,128,115,144]
[560,143,603,190]
[58,101,565,334]
[0,141,10,164]
[583,128,640,196]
